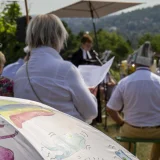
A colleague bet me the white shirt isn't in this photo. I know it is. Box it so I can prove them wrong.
[107,67,160,127]
[14,46,98,122]
[82,48,92,60]
[2,58,24,80]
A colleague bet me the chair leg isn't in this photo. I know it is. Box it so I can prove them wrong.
[129,142,131,152]
[133,142,137,156]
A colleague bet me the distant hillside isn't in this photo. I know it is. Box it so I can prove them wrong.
[63,5,160,44]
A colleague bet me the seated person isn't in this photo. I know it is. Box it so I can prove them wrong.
[107,42,160,160]
[0,51,13,97]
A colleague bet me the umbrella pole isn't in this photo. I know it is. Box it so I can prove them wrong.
[89,2,103,126]
[89,2,99,52]
[24,0,29,24]
[92,19,99,51]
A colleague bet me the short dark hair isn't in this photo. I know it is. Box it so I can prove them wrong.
[81,34,93,44]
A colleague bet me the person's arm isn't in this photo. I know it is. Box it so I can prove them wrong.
[106,107,124,126]
[106,84,124,125]
[66,65,98,122]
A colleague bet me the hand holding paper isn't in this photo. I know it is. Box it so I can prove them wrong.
[78,57,115,87]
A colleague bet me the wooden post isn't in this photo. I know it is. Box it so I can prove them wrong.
[24,0,29,24]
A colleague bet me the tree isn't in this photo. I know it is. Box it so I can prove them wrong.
[138,33,153,46]
[96,30,133,68]
[61,21,80,60]
[151,35,160,53]
[138,33,160,53]
[0,2,24,64]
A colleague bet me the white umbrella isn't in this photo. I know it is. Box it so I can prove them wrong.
[51,0,143,50]
[51,0,143,18]
[0,97,139,160]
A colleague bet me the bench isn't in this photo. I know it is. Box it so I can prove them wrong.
[116,136,160,155]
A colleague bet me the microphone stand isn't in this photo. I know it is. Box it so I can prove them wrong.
[94,54,109,131]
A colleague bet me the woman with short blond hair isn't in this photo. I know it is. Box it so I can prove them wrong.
[0,51,13,97]
[14,14,97,123]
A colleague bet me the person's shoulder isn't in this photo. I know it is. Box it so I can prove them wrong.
[75,48,82,53]
[117,73,136,90]
[61,60,79,76]
[14,63,26,76]
[3,62,18,70]
[72,48,82,56]
[119,74,131,85]
[63,60,76,70]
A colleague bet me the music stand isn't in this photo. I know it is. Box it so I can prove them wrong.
[93,55,111,131]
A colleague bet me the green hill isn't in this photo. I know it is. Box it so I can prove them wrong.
[63,5,160,42]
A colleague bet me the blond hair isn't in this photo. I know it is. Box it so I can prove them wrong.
[0,51,6,67]
[26,14,68,51]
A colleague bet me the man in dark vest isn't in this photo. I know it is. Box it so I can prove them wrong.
[71,34,93,67]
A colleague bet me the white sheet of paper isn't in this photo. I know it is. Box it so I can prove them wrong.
[78,57,115,87]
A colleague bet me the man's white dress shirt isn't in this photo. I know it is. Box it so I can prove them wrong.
[107,67,160,127]
[14,46,97,122]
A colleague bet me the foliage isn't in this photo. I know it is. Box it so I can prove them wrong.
[61,21,80,60]
[110,69,120,82]
[0,2,24,65]
[96,30,133,69]
[138,33,153,46]
[138,33,160,53]
[64,5,160,48]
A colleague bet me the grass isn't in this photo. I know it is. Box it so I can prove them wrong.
[94,117,152,160]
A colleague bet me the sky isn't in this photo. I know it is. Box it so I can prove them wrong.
[1,0,160,15]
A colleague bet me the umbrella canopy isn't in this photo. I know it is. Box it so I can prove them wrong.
[0,97,139,160]
[51,0,143,18]
[51,0,142,51]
